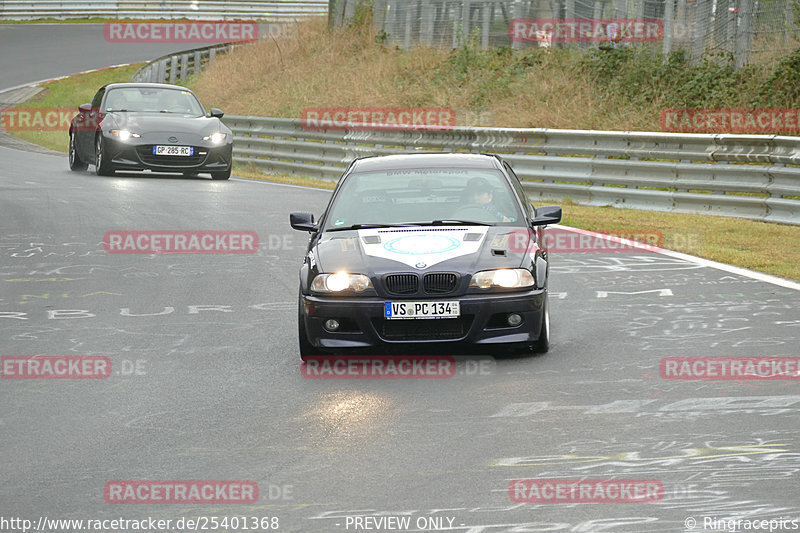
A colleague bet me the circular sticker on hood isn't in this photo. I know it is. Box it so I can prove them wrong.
[383,234,461,255]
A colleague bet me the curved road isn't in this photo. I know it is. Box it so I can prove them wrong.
[1,25,800,533]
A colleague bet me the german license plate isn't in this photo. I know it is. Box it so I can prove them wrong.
[153,145,193,156]
[384,301,460,319]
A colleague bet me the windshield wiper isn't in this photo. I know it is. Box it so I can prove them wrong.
[106,109,129,112]
[423,219,492,226]
[327,223,422,232]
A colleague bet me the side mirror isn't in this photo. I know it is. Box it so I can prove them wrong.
[531,205,562,226]
[290,212,317,232]
[209,108,224,118]
[79,103,92,113]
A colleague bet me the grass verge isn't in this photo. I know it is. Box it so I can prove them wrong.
[6,40,800,282]
[6,63,142,153]
[234,168,800,282]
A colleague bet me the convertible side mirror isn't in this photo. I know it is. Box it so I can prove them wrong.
[290,212,317,232]
[209,108,224,118]
[79,103,92,113]
[531,205,562,226]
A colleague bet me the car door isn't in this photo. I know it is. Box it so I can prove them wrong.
[76,87,105,159]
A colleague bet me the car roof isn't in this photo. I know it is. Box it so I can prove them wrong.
[102,83,193,92]
[351,153,502,172]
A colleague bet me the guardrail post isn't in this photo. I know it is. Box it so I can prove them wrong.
[193,51,201,75]
[158,59,168,83]
[168,56,177,83]
[179,54,188,81]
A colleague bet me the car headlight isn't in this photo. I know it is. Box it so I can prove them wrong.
[311,272,373,293]
[110,129,140,141]
[470,269,534,289]
[203,132,227,144]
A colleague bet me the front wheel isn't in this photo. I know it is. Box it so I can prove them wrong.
[69,133,88,171]
[94,135,114,176]
[531,293,550,354]
[211,166,231,180]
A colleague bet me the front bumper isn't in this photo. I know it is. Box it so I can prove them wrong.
[300,289,546,351]
[102,136,232,173]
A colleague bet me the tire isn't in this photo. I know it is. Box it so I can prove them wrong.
[211,166,231,180]
[69,133,88,171]
[298,295,323,361]
[94,135,114,176]
[531,293,550,354]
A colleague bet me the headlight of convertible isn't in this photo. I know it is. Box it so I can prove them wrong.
[110,129,140,141]
[311,272,373,293]
[203,132,227,144]
[470,268,534,289]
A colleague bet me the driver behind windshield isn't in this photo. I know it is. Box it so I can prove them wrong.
[463,177,511,222]
[159,91,189,113]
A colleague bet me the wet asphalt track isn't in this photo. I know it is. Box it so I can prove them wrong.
[1,24,800,533]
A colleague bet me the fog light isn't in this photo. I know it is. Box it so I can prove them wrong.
[507,313,523,327]
[324,319,340,331]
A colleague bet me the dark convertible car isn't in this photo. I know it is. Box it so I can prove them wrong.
[69,83,233,179]
[290,153,562,359]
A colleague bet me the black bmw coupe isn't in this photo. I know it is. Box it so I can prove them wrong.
[290,153,563,360]
[69,83,233,180]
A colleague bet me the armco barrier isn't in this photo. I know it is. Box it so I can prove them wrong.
[130,43,238,84]
[221,116,800,225]
[0,0,327,21]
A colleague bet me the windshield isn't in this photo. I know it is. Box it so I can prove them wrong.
[323,168,524,230]
[103,87,205,115]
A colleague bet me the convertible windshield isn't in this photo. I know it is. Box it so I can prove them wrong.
[324,168,524,230]
[103,87,205,115]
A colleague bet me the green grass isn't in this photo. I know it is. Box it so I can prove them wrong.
[8,63,142,153]
[232,166,800,282]
[8,54,800,282]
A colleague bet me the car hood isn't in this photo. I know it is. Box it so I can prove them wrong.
[105,112,225,135]
[313,225,536,276]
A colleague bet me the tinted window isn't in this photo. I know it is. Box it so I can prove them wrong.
[90,88,105,110]
[324,168,524,229]
[504,162,533,218]
[103,87,204,115]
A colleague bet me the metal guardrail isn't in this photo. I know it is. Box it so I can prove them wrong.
[130,43,237,84]
[0,0,327,21]
[222,116,800,225]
